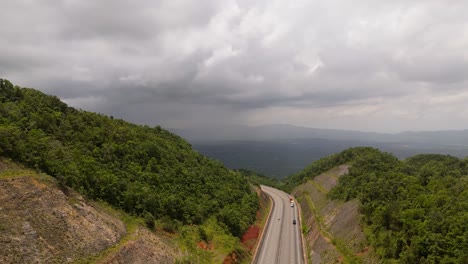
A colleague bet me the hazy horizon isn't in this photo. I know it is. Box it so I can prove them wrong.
[172,123,468,135]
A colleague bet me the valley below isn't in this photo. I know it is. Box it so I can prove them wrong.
[193,138,468,179]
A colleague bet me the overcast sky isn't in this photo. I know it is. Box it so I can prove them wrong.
[1,0,468,133]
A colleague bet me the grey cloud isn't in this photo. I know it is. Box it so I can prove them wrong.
[56,0,219,40]
[393,55,468,84]
[2,0,468,132]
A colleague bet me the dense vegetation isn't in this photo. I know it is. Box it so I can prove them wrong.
[288,147,468,263]
[330,151,468,263]
[0,79,258,237]
[282,147,368,192]
[236,169,282,189]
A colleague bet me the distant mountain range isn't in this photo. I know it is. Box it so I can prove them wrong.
[172,124,468,146]
[171,125,468,178]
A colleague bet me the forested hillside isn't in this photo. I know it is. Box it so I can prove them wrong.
[0,79,258,238]
[237,169,282,189]
[287,147,468,263]
[282,147,372,192]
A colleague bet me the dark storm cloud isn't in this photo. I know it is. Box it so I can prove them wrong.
[1,0,468,132]
[55,0,217,41]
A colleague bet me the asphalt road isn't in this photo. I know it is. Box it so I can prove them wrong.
[255,185,303,264]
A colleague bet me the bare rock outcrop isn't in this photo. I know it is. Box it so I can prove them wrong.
[100,227,175,264]
[0,175,126,263]
[293,165,380,264]
[0,159,177,263]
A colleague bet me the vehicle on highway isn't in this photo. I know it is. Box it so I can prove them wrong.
[290,202,294,207]
[293,219,296,225]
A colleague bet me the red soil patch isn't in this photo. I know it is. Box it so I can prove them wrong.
[241,225,260,243]
[241,225,260,250]
[222,252,239,264]
[357,246,370,257]
[197,241,213,250]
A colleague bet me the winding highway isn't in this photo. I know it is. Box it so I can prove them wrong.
[255,185,304,264]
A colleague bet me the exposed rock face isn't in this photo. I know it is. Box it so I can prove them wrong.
[100,227,175,264]
[0,159,177,264]
[293,165,380,264]
[0,175,126,263]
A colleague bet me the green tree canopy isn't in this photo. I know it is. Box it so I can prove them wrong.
[0,78,258,237]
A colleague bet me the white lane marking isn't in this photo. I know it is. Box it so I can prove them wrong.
[276,194,285,263]
[258,186,304,264]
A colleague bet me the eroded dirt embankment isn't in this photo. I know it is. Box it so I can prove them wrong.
[239,185,271,263]
[0,158,176,264]
[292,165,379,264]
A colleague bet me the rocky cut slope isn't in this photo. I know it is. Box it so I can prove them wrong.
[292,165,379,263]
[0,158,176,263]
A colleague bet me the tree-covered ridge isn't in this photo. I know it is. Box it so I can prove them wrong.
[282,147,383,192]
[327,150,468,263]
[0,79,258,237]
[236,168,282,189]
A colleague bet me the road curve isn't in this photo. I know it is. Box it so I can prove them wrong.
[255,185,303,264]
